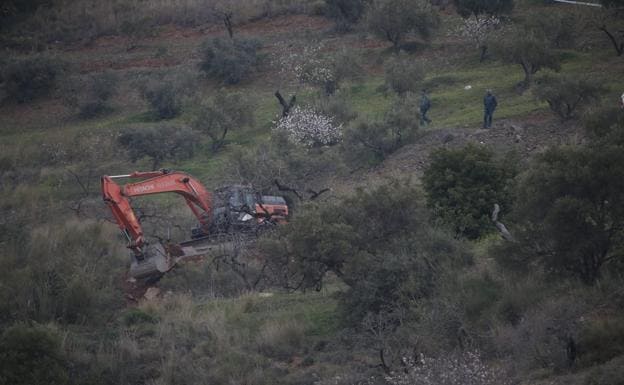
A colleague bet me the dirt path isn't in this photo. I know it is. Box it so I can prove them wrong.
[349,113,583,185]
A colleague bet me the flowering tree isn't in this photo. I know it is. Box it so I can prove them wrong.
[458,15,500,62]
[386,351,510,385]
[273,43,360,95]
[274,106,342,147]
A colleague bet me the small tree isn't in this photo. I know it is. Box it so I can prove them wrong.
[274,43,362,95]
[192,93,255,152]
[118,125,197,169]
[344,94,420,163]
[140,79,182,119]
[510,141,624,284]
[199,37,260,84]
[3,55,60,103]
[62,72,117,119]
[496,27,561,90]
[366,0,439,51]
[534,75,604,120]
[423,144,516,239]
[458,15,501,62]
[453,0,514,18]
[384,54,425,95]
[325,0,368,31]
[274,106,343,147]
[597,0,624,56]
[0,324,68,385]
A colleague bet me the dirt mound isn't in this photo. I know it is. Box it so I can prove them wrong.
[357,113,582,183]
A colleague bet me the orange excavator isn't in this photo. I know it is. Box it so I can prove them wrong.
[101,169,288,280]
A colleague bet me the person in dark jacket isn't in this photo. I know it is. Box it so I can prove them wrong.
[483,89,498,129]
[420,90,432,126]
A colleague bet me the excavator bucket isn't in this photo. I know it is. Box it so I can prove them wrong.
[129,243,172,280]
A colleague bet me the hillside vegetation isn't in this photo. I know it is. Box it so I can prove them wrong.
[1,0,624,384]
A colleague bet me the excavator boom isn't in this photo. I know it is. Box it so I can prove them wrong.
[101,169,288,281]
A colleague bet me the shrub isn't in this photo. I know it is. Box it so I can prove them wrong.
[274,106,343,147]
[453,0,514,18]
[509,141,624,284]
[366,0,439,50]
[585,356,624,385]
[0,324,69,385]
[118,125,197,169]
[122,308,159,326]
[384,54,424,95]
[62,72,117,119]
[3,55,60,103]
[423,144,516,239]
[140,79,182,119]
[534,75,604,120]
[495,25,561,89]
[344,93,420,164]
[578,317,624,366]
[255,320,305,359]
[191,93,255,152]
[312,94,358,124]
[199,37,260,85]
[263,180,465,324]
[325,0,367,31]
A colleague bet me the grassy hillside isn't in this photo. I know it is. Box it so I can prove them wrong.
[1,0,624,384]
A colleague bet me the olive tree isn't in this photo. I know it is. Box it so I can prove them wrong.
[423,144,516,239]
[366,0,439,51]
[594,0,624,56]
[191,93,254,152]
[534,75,604,120]
[118,125,198,169]
[499,110,624,284]
[495,26,561,90]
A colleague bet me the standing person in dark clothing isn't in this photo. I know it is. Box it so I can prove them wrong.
[483,89,498,129]
[420,89,432,126]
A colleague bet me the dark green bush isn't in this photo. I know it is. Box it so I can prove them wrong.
[344,94,420,164]
[534,75,604,120]
[507,139,624,284]
[3,55,60,103]
[140,79,182,119]
[423,145,516,239]
[122,308,158,326]
[199,37,260,85]
[0,324,68,385]
[118,125,197,169]
[578,317,624,366]
[585,356,624,385]
[62,72,117,119]
[325,0,367,31]
[384,54,424,95]
[263,180,465,325]
[191,93,255,152]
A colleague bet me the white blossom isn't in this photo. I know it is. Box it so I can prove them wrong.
[274,106,342,147]
[386,350,511,385]
[457,16,501,49]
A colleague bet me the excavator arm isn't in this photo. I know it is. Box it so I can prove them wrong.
[101,169,212,259]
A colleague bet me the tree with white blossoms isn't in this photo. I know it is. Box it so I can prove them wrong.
[273,43,361,95]
[274,106,342,147]
[386,350,511,385]
[459,15,500,62]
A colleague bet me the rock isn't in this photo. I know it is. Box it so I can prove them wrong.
[515,134,522,143]
[442,133,454,143]
[144,287,160,301]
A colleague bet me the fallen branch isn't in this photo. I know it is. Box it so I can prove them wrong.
[492,203,515,242]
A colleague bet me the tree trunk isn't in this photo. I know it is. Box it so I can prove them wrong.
[479,44,488,62]
[223,12,234,38]
[599,25,624,56]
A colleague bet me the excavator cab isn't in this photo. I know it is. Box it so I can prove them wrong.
[102,171,288,281]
